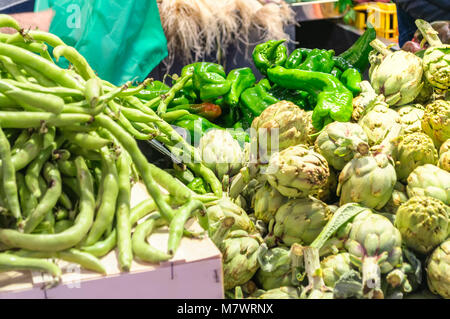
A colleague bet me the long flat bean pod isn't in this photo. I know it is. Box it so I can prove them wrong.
[2,79,84,98]
[10,132,43,171]
[22,162,62,233]
[25,145,54,198]
[82,147,119,246]
[0,55,28,83]
[0,156,95,251]
[0,127,21,219]
[0,252,61,278]
[0,112,92,128]
[53,45,97,80]
[7,30,65,48]
[80,229,117,257]
[64,131,111,151]
[16,172,37,218]
[116,151,132,271]
[58,248,106,274]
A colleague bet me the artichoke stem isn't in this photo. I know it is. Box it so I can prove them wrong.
[415,19,443,47]
[361,256,384,299]
[290,243,305,284]
[386,269,406,288]
[211,217,235,248]
[303,246,330,294]
[370,39,392,57]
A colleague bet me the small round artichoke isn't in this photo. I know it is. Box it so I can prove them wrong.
[382,181,409,214]
[250,100,309,163]
[358,102,402,146]
[427,239,450,299]
[267,197,332,247]
[421,99,450,148]
[395,196,449,255]
[406,164,450,205]
[198,129,243,180]
[395,104,425,135]
[266,145,330,198]
[222,230,263,290]
[438,139,450,171]
[315,122,369,171]
[369,39,424,106]
[393,132,438,182]
[320,252,353,288]
[252,182,288,224]
[337,151,397,210]
[206,196,255,236]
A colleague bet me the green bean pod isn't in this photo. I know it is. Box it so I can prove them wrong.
[0,43,83,90]
[12,129,31,149]
[53,45,97,80]
[0,252,61,278]
[83,147,119,246]
[62,177,80,197]
[57,160,77,178]
[167,199,205,256]
[23,162,62,233]
[21,64,57,87]
[25,145,54,198]
[0,14,21,31]
[6,30,65,48]
[0,156,95,251]
[10,132,43,171]
[80,229,117,257]
[0,127,21,219]
[2,79,84,98]
[54,219,73,233]
[0,112,93,129]
[132,213,171,263]
[64,131,111,151]
[57,191,73,211]
[66,144,101,161]
[16,172,37,218]
[116,152,133,271]
[54,207,69,221]
[43,126,56,149]
[0,55,28,83]
[58,248,106,274]
[130,198,158,226]
[84,78,102,107]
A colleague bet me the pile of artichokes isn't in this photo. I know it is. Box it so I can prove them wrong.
[196,19,449,299]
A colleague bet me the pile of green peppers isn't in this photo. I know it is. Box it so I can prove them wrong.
[138,24,375,135]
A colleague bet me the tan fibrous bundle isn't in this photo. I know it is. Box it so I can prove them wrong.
[157,0,296,67]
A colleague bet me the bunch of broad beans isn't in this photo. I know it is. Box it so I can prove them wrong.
[0,14,219,285]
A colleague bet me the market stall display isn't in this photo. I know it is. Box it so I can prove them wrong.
[0,13,449,300]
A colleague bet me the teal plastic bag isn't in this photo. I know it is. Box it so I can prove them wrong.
[35,0,167,86]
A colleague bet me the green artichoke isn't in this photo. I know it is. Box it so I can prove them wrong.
[252,182,288,224]
[421,99,450,148]
[255,243,303,290]
[266,197,332,247]
[415,19,449,90]
[382,181,409,214]
[439,139,450,172]
[250,100,309,163]
[351,80,382,122]
[337,149,397,210]
[342,209,403,299]
[395,196,449,255]
[358,102,402,146]
[206,196,255,236]
[305,111,317,145]
[414,78,434,105]
[369,39,424,106]
[266,145,330,198]
[393,132,438,182]
[249,286,301,299]
[311,167,338,203]
[212,218,263,291]
[395,104,425,135]
[198,129,243,180]
[320,252,353,288]
[406,164,450,205]
[315,121,369,171]
[426,239,450,299]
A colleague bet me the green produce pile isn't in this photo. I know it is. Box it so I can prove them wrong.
[0,14,223,285]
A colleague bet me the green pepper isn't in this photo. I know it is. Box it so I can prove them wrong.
[187,177,211,194]
[285,48,305,69]
[223,68,256,107]
[330,66,343,79]
[239,80,279,129]
[267,66,353,131]
[268,84,313,110]
[299,48,336,74]
[172,113,249,145]
[332,56,355,71]
[134,81,169,100]
[167,102,222,122]
[340,68,362,96]
[338,23,376,72]
[169,94,191,107]
[192,62,231,101]
[252,39,288,75]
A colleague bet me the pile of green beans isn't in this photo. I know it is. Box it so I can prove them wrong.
[0,14,218,282]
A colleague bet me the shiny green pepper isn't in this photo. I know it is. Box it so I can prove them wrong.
[340,68,362,96]
[223,67,256,107]
[192,62,231,101]
[252,40,288,75]
[299,48,336,74]
[285,48,305,69]
[267,66,353,131]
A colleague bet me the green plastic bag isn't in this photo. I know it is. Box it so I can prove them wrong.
[35,0,167,86]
